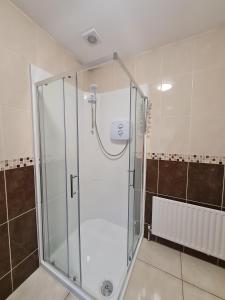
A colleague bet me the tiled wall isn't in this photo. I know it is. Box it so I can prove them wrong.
[0,165,38,300]
[145,158,225,268]
[0,0,80,163]
[85,24,225,158]
[0,1,80,299]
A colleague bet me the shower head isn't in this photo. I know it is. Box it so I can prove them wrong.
[90,84,98,95]
[87,83,98,103]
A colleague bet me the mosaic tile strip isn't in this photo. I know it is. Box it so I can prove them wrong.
[0,157,34,171]
[147,153,225,165]
[146,102,152,138]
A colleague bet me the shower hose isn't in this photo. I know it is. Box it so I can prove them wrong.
[94,102,128,158]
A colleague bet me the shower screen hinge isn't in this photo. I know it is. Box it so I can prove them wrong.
[70,174,77,198]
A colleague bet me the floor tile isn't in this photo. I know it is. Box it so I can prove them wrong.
[7,267,69,300]
[181,253,225,299]
[124,260,183,300]
[138,239,182,278]
[183,282,223,300]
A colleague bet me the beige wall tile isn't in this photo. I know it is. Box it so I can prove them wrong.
[0,0,224,160]
[88,62,115,92]
[161,73,192,117]
[35,27,65,75]
[150,91,162,119]
[0,47,31,110]
[159,115,190,154]
[1,106,33,160]
[0,106,5,161]
[147,116,162,153]
[0,1,80,162]
[193,25,225,71]
[0,1,36,63]
[136,48,162,85]
[192,67,225,115]
[189,111,225,156]
[161,38,194,76]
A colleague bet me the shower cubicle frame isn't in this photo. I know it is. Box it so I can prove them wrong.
[32,52,149,300]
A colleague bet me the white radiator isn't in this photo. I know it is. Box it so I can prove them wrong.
[152,196,225,260]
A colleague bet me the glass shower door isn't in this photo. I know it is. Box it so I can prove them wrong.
[128,83,146,261]
[38,75,81,284]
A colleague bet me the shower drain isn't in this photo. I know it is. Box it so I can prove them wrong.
[101,280,113,297]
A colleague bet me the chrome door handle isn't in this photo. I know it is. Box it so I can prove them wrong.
[70,174,77,198]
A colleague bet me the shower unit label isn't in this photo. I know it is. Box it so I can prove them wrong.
[111,120,130,141]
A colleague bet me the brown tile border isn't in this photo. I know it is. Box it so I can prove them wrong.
[6,166,36,219]
[9,210,38,268]
[146,160,158,193]
[187,162,224,207]
[158,160,188,199]
[0,224,11,278]
[0,171,7,225]
[12,250,39,291]
[0,273,12,300]
[0,164,38,298]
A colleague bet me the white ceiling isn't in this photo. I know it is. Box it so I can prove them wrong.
[12,0,225,65]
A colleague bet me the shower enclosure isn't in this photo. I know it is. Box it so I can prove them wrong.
[34,53,148,299]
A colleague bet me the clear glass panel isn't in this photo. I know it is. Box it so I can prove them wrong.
[127,83,136,263]
[64,75,81,284]
[133,91,145,251]
[128,83,145,259]
[39,79,69,274]
[38,76,81,282]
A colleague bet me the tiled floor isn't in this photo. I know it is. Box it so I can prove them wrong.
[124,239,225,300]
[6,268,78,300]
[6,239,225,300]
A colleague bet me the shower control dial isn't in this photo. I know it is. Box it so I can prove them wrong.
[118,129,123,136]
[111,120,130,141]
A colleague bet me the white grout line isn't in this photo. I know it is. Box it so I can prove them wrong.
[137,257,182,281]
[186,53,195,158]
[0,207,36,228]
[183,280,225,300]
[3,170,13,292]
[0,220,8,228]
[11,248,38,272]
[0,270,11,281]
[185,162,189,203]
[9,207,36,222]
